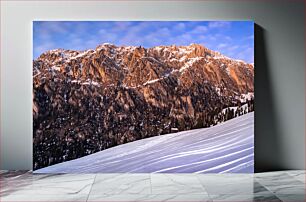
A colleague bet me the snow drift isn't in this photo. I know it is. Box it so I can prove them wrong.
[34,112,254,173]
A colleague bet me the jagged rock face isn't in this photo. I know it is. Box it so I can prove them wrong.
[33,43,254,170]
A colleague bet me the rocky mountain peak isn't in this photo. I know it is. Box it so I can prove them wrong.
[33,43,254,170]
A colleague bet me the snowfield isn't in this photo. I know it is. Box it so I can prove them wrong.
[34,112,254,173]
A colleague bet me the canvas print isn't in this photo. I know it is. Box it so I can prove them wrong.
[33,21,254,173]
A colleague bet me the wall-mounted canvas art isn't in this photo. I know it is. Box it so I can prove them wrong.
[33,21,254,173]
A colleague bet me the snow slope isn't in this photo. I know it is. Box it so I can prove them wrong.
[34,112,254,173]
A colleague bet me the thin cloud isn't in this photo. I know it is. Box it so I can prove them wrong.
[173,22,186,31]
[189,26,208,34]
[227,45,240,51]
[217,43,228,48]
[236,47,254,63]
[33,21,254,63]
[34,42,55,56]
[208,21,231,29]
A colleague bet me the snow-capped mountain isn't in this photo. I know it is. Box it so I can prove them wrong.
[33,43,254,170]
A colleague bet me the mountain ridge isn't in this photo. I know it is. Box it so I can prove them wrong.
[34,43,253,94]
[33,43,254,170]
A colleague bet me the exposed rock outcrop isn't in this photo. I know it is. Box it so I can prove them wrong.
[33,43,254,170]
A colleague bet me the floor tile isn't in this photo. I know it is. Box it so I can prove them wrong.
[210,194,282,202]
[1,172,40,196]
[0,170,8,175]
[255,173,305,195]
[255,171,299,181]
[88,194,211,202]
[252,194,283,202]
[1,170,306,202]
[265,184,305,195]
[253,181,274,195]
[0,170,30,178]
[0,194,88,202]
[286,170,305,183]
[1,174,95,196]
[197,174,256,195]
[151,174,207,195]
[90,174,151,195]
[275,194,306,202]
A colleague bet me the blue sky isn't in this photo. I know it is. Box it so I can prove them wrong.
[33,21,254,63]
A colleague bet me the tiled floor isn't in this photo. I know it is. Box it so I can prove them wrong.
[0,170,305,201]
